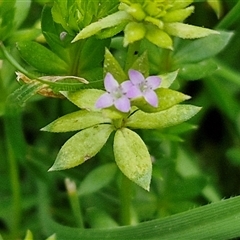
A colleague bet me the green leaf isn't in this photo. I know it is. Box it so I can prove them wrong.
[14,0,31,29]
[104,48,127,82]
[41,5,71,63]
[114,128,152,191]
[72,11,130,42]
[79,37,110,71]
[41,110,111,132]
[17,41,68,74]
[23,230,33,240]
[0,0,16,41]
[179,59,218,80]
[41,193,240,239]
[173,31,234,64]
[126,104,201,129]
[49,124,114,171]
[7,28,42,44]
[78,163,117,196]
[132,88,190,113]
[123,22,146,46]
[207,0,223,18]
[146,26,173,50]
[160,70,179,88]
[46,233,57,240]
[131,51,149,77]
[165,22,219,39]
[61,89,105,111]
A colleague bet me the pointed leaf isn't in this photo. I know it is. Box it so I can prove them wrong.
[179,59,218,80]
[17,41,68,74]
[79,37,110,71]
[104,48,127,82]
[114,128,152,191]
[165,22,219,39]
[133,88,191,113]
[146,26,173,50]
[41,110,111,132]
[207,0,223,18]
[173,30,233,64]
[23,230,33,240]
[72,11,130,42]
[131,51,149,77]
[123,22,146,46]
[49,124,114,171]
[78,163,117,196]
[160,70,179,88]
[61,89,105,111]
[126,104,201,129]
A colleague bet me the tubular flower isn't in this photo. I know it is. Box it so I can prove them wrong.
[95,73,131,112]
[119,0,218,49]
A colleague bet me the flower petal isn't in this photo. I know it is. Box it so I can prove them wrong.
[126,86,142,99]
[128,69,144,84]
[121,80,133,93]
[144,90,158,107]
[104,73,119,92]
[115,96,131,112]
[146,76,161,89]
[95,93,113,108]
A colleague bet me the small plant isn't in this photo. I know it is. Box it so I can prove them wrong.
[1,0,240,239]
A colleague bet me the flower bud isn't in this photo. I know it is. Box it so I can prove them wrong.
[124,22,146,46]
[146,25,173,50]
[120,3,146,21]
[162,6,194,23]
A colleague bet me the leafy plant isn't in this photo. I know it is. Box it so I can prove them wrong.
[1,0,240,239]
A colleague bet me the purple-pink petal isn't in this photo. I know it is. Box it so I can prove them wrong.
[146,76,161,89]
[95,93,113,108]
[121,80,133,93]
[104,73,119,92]
[126,85,142,98]
[144,90,158,107]
[128,69,144,84]
[114,96,131,112]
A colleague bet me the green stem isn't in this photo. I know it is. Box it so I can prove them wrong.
[216,1,240,29]
[0,42,29,76]
[4,122,22,238]
[65,178,84,228]
[120,173,132,225]
[124,41,140,72]
[213,59,240,87]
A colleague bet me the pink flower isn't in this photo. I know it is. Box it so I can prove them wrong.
[123,69,161,107]
[95,73,131,112]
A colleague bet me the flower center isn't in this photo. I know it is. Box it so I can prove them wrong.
[111,86,125,100]
[139,80,151,93]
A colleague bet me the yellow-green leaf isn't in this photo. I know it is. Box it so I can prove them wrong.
[114,128,152,191]
[126,104,201,129]
[49,124,114,171]
[41,110,111,132]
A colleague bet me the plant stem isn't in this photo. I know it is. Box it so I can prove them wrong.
[4,124,21,238]
[213,59,240,87]
[65,178,84,228]
[216,1,240,29]
[120,173,132,225]
[0,42,29,76]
